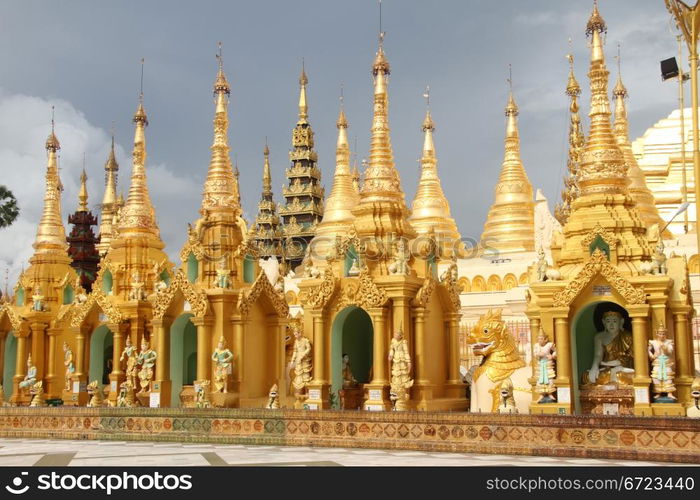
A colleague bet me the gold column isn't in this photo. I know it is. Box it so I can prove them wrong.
[191,316,213,382]
[276,319,288,399]
[311,311,326,384]
[72,326,88,379]
[45,327,59,396]
[152,318,169,382]
[628,304,652,415]
[29,322,46,381]
[528,316,541,386]
[0,333,4,387]
[231,316,243,384]
[11,325,29,404]
[413,307,426,384]
[447,313,460,384]
[672,307,693,402]
[107,322,127,404]
[552,312,571,385]
[369,307,388,385]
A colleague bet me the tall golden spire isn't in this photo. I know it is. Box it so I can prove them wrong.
[555,51,585,225]
[97,133,120,255]
[311,94,359,260]
[409,88,461,254]
[352,33,415,245]
[201,43,240,215]
[557,2,651,272]
[612,50,666,233]
[359,34,403,203]
[117,88,160,238]
[33,117,68,254]
[78,167,88,212]
[480,74,535,255]
[262,142,272,195]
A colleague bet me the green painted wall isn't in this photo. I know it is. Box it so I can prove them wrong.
[186,254,198,283]
[243,255,255,283]
[102,271,113,294]
[330,307,373,399]
[88,325,113,386]
[63,285,74,305]
[3,333,16,397]
[170,313,196,407]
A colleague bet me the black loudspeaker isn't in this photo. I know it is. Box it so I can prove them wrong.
[661,57,679,81]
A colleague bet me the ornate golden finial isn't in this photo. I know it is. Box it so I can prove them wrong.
[612,43,627,98]
[422,86,434,131]
[262,141,272,194]
[586,0,607,36]
[337,84,348,128]
[201,43,239,215]
[480,82,534,254]
[46,106,60,151]
[34,116,68,253]
[97,128,120,254]
[78,162,88,212]
[214,42,231,96]
[298,60,308,124]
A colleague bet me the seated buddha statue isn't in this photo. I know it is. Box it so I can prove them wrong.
[582,310,634,387]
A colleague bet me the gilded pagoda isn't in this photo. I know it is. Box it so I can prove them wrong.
[250,144,283,259]
[280,67,324,269]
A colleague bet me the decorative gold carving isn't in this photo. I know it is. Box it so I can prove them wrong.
[337,268,388,310]
[179,238,205,263]
[237,270,289,318]
[580,223,619,248]
[151,270,208,320]
[552,249,646,307]
[414,277,436,307]
[299,266,337,310]
[70,288,123,327]
[0,304,22,332]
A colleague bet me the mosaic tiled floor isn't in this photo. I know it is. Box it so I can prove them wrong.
[0,439,679,467]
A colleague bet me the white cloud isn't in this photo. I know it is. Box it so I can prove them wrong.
[0,89,198,292]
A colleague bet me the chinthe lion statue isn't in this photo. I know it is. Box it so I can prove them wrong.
[468,309,531,414]
[117,380,137,408]
[195,380,211,408]
[87,380,104,407]
[29,381,46,407]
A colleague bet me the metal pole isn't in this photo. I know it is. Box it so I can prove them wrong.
[679,36,690,233]
[690,32,700,253]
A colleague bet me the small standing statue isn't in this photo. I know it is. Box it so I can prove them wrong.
[533,330,556,403]
[128,271,146,300]
[117,380,136,407]
[536,247,548,282]
[195,380,211,408]
[347,257,360,277]
[388,326,413,411]
[388,239,410,276]
[63,342,75,392]
[120,336,138,389]
[288,325,312,404]
[136,339,157,393]
[687,378,700,418]
[211,337,234,393]
[32,286,45,312]
[342,353,358,389]
[651,240,667,275]
[19,355,37,392]
[648,324,676,401]
[215,258,231,289]
[266,383,280,409]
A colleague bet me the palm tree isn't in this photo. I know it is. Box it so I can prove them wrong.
[0,185,19,228]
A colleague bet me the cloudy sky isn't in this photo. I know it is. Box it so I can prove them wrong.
[0,0,684,284]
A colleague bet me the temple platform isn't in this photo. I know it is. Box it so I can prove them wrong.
[0,407,696,463]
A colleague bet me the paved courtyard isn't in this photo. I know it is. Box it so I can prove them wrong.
[0,438,683,466]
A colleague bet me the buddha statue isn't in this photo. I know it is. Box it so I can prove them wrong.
[583,309,634,387]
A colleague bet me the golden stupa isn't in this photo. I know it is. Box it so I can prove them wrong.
[309,101,359,263]
[527,3,694,416]
[408,104,462,258]
[296,35,465,412]
[612,66,667,235]
[479,88,535,255]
